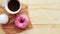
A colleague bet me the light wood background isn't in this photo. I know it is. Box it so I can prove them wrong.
[0,0,60,34]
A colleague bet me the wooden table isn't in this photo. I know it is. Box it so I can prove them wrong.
[0,0,60,34]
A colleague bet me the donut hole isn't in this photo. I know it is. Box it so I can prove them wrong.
[20,19,24,23]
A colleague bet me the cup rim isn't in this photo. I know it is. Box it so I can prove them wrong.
[5,0,22,14]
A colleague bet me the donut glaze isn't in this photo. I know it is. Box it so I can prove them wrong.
[15,14,29,29]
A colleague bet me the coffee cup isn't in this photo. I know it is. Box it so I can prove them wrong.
[2,0,22,14]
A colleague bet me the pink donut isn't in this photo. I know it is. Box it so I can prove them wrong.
[15,14,29,29]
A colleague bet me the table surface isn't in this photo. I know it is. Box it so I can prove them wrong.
[0,0,60,34]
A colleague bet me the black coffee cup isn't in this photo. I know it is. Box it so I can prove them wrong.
[2,0,22,14]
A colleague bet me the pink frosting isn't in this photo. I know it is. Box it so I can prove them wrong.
[15,14,29,29]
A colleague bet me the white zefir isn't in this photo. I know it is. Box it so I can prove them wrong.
[0,14,9,24]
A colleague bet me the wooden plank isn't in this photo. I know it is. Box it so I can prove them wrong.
[0,0,60,34]
[0,24,60,34]
[0,25,5,34]
[0,0,5,5]
[29,9,60,24]
[18,24,60,34]
[0,0,60,24]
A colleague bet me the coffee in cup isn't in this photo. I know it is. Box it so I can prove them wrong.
[3,0,22,14]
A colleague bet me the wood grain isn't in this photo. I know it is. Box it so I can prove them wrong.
[0,0,60,24]
[17,24,60,34]
[21,0,60,24]
[0,0,60,34]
